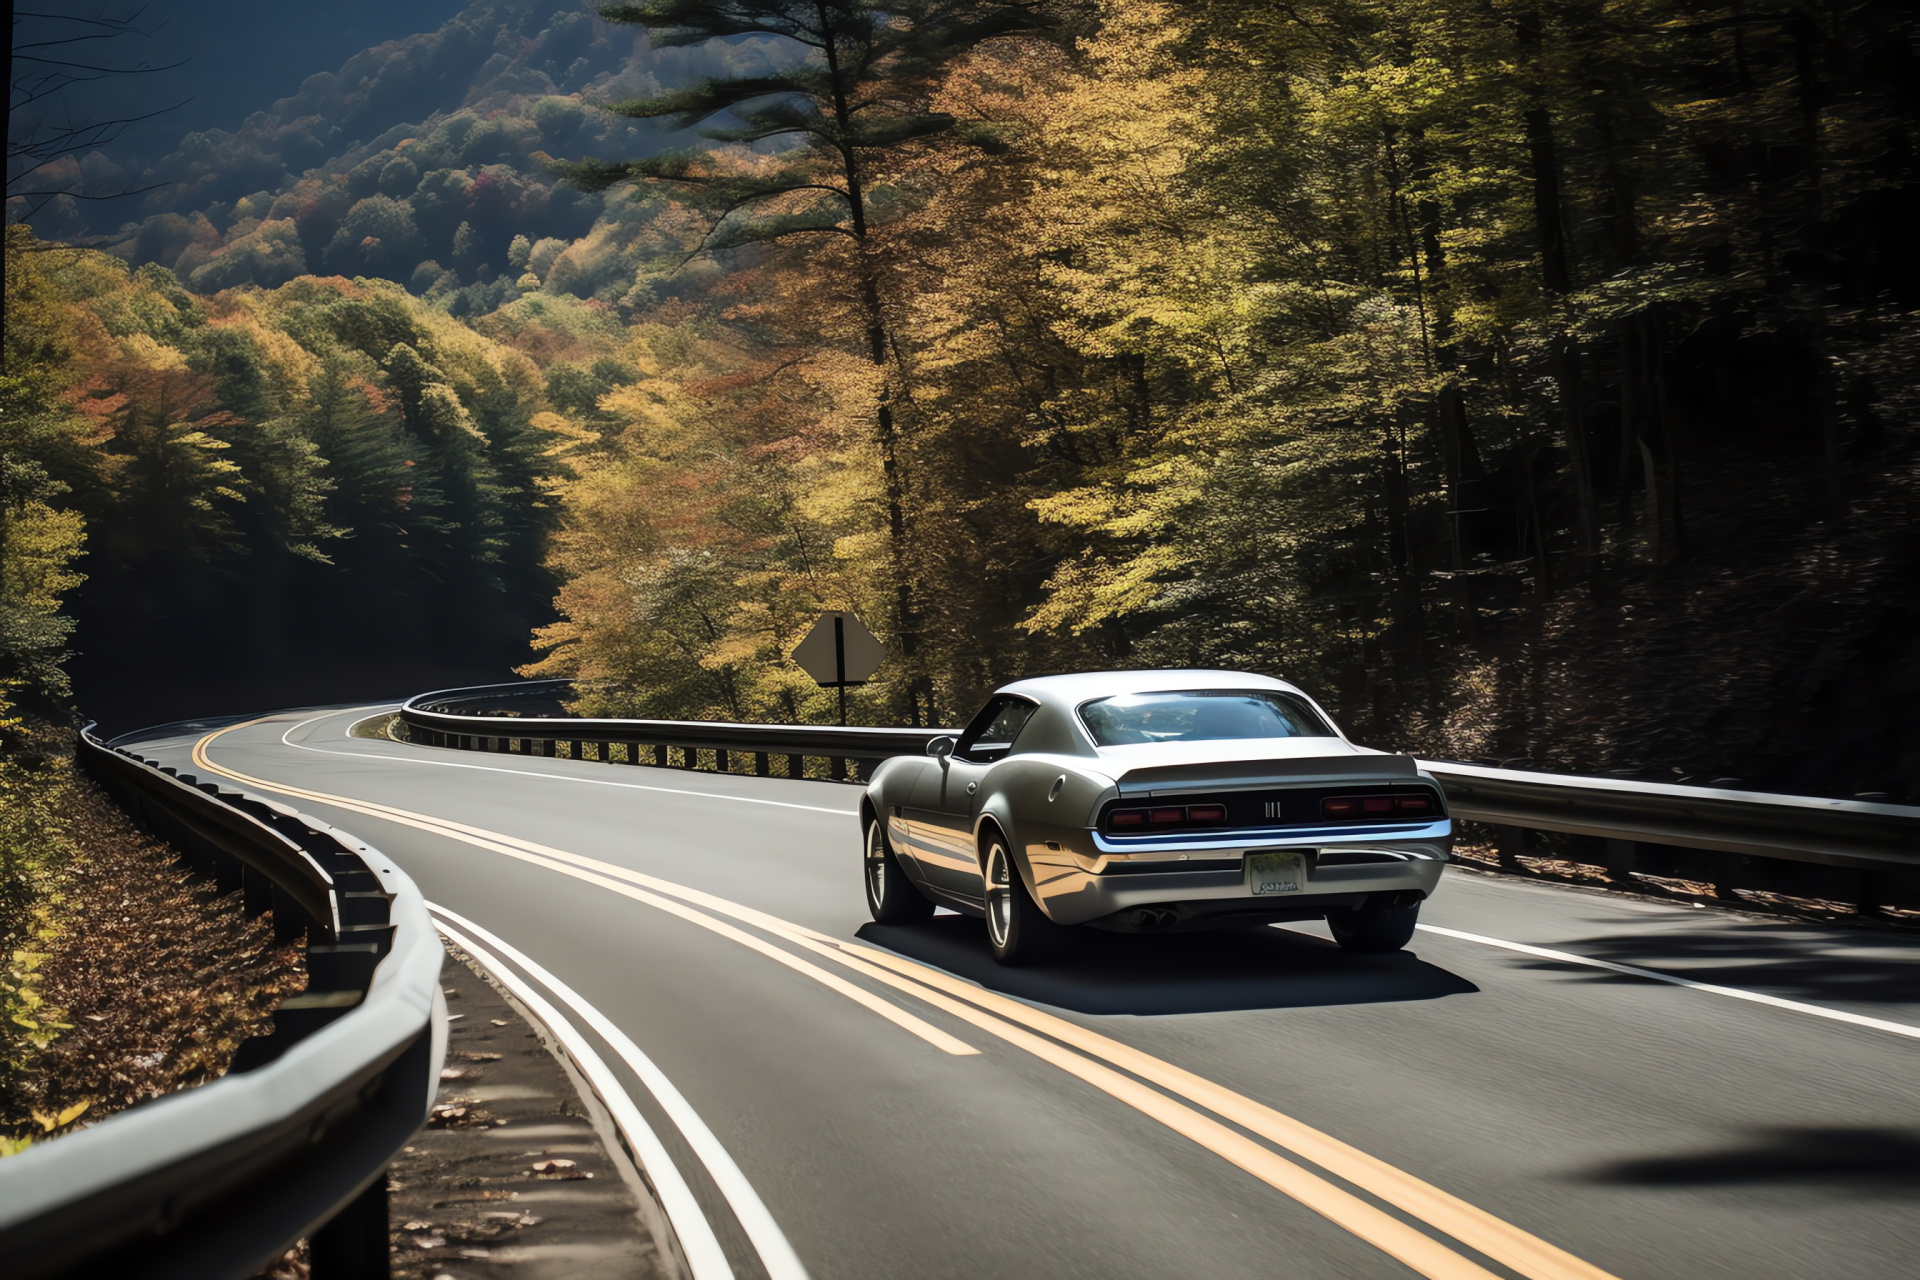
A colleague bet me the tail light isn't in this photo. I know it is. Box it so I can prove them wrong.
[1104,804,1229,833]
[1322,794,1439,821]
[1103,791,1438,834]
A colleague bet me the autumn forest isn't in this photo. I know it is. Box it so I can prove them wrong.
[6,0,1918,801]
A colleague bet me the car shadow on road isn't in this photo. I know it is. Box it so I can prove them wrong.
[1520,918,1920,1008]
[854,917,1477,1015]
[1577,1126,1920,1197]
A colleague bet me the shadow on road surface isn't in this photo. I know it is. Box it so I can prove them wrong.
[1521,918,1920,1008]
[855,916,1477,1015]
[1582,1127,1920,1197]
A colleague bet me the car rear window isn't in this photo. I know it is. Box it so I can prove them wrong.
[1078,690,1335,747]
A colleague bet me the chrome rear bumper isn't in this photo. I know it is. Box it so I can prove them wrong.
[1026,822,1450,927]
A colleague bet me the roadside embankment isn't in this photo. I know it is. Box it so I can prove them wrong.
[386,943,670,1279]
[0,727,304,1153]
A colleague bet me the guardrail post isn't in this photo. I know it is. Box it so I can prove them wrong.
[308,1175,391,1279]
[755,751,768,777]
[270,882,313,942]
[1600,838,1637,884]
[1489,824,1525,871]
[787,753,803,780]
[1711,852,1746,902]
[242,863,272,917]
[716,748,730,773]
[1858,870,1884,917]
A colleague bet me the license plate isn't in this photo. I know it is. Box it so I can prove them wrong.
[1248,851,1305,895]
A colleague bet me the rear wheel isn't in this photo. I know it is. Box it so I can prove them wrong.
[1327,895,1420,952]
[983,832,1064,965]
[865,819,933,925]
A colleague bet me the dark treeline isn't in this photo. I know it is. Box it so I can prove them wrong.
[2,227,567,730]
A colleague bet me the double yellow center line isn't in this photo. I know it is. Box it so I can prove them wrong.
[193,722,1620,1280]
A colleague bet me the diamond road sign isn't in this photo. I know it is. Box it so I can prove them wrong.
[791,612,887,687]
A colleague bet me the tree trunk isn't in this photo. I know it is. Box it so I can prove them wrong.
[1416,194,1483,635]
[1513,6,1598,564]
[827,23,924,723]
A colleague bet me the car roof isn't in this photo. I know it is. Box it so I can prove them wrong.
[996,669,1299,711]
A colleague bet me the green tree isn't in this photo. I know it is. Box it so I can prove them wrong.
[0,378,86,709]
[557,0,1054,722]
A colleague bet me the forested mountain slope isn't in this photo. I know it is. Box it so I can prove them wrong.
[35,0,785,314]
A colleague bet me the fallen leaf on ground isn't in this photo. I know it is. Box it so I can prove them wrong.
[530,1157,591,1179]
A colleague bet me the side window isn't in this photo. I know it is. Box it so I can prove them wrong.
[954,697,1038,763]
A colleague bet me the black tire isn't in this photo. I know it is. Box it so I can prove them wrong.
[983,830,1066,965]
[865,819,933,924]
[1327,895,1420,953]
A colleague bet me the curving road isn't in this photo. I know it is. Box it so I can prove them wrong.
[123,707,1918,1280]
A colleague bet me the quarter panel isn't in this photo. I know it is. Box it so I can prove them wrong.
[982,758,1119,919]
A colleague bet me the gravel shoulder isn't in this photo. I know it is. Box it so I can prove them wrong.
[389,944,676,1280]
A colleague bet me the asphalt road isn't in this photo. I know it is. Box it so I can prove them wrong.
[125,707,1919,1280]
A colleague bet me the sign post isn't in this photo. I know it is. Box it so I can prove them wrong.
[791,612,887,726]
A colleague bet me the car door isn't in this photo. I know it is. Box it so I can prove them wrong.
[877,753,940,882]
[906,696,1039,901]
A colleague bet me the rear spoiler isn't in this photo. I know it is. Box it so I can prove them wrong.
[1116,753,1421,794]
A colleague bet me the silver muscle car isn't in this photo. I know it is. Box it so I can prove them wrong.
[858,671,1451,964]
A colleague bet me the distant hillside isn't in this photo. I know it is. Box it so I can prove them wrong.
[32,0,788,313]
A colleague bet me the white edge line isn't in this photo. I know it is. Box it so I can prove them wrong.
[429,903,812,1280]
[1416,923,1920,1041]
[428,914,736,1280]
[283,705,393,748]
[272,706,856,817]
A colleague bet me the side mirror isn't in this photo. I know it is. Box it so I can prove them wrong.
[925,735,955,759]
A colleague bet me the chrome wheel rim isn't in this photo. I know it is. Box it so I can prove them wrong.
[985,842,1012,948]
[865,824,887,906]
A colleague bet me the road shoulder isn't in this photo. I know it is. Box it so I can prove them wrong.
[387,945,676,1280]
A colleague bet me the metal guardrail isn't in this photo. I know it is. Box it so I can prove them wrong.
[403,679,940,782]
[1424,760,1920,873]
[400,681,1920,903]
[0,727,447,1279]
